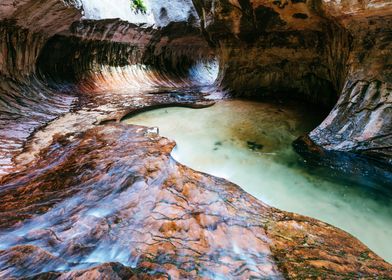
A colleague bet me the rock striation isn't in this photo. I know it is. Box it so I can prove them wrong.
[0,0,213,176]
[192,0,392,166]
[1,124,391,279]
[0,0,391,279]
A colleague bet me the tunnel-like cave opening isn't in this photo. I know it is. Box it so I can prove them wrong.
[36,20,219,90]
[1,0,392,279]
[28,10,392,266]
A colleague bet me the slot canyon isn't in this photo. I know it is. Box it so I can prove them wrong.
[0,0,391,279]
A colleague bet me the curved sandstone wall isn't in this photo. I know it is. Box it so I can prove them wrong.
[1,0,390,170]
[311,2,392,164]
[0,0,214,175]
[0,1,391,278]
[0,0,81,175]
[192,0,391,165]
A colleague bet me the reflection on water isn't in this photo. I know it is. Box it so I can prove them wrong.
[124,99,392,263]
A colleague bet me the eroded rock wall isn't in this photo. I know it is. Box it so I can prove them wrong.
[0,0,213,176]
[1,124,391,279]
[310,4,392,163]
[0,1,391,278]
[192,0,392,165]
[0,0,84,175]
[38,19,213,85]
[192,0,352,106]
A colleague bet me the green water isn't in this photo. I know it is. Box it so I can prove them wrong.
[124,99,392,263]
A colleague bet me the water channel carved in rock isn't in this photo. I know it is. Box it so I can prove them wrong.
[0,0,391,279]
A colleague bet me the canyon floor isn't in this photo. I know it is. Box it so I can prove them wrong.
[0,0,391,279]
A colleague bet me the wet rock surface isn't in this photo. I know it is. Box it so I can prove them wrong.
[193,0,392,166]
[0,0,391,278]
[1,124,391,279]
[309,13,392,164]
[293,135,392,193]
[0,3,213,176]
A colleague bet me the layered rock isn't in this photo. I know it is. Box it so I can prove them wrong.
[0,0,391,278]
[0,0,82,175]
[0,124,391,279]
[192,0,351,105]
[192,0,391,166]
[0,24,75,176]
[0,0,214,176]
[38,19,213,85]
[2,0,389,173]
[310,3,392,164]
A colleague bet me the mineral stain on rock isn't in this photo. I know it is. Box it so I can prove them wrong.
[0,0,391,278]
[125,100,392,264]
[0,124,391,279]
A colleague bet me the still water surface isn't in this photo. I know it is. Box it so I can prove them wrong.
[124,99,392,263]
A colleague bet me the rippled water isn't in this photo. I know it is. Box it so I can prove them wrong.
[124,99,392,263]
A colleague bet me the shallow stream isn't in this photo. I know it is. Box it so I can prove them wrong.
[124,99,392,263]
